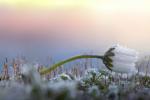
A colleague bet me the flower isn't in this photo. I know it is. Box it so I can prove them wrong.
[103,44,138,74]
[40,44,138,75]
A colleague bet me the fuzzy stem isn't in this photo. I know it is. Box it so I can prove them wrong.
[40,55,104,75]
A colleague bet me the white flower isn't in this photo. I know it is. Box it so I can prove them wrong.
[103,44,138,74]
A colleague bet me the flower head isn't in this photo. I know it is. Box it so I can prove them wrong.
[103,44,138,74]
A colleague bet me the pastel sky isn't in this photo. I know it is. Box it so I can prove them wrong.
[0,0,150,60]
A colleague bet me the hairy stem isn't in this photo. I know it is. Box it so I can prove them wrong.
[40,55,104,75]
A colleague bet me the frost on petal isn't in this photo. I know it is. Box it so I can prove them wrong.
[112,44,138,57]
[111,54,138,64]
[106,44,139,74]
[112,62,137,73]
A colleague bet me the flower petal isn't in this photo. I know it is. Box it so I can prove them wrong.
[112,62,137,73]
[111,54,138,63]
[113,44,138,57]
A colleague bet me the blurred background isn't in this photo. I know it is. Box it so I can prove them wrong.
[0,0,150,62]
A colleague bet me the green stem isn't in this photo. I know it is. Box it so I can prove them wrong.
[40,55,104,75]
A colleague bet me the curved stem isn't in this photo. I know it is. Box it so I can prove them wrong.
[40,55,104,75]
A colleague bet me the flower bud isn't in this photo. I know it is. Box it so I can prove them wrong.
[103,44,138,74]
